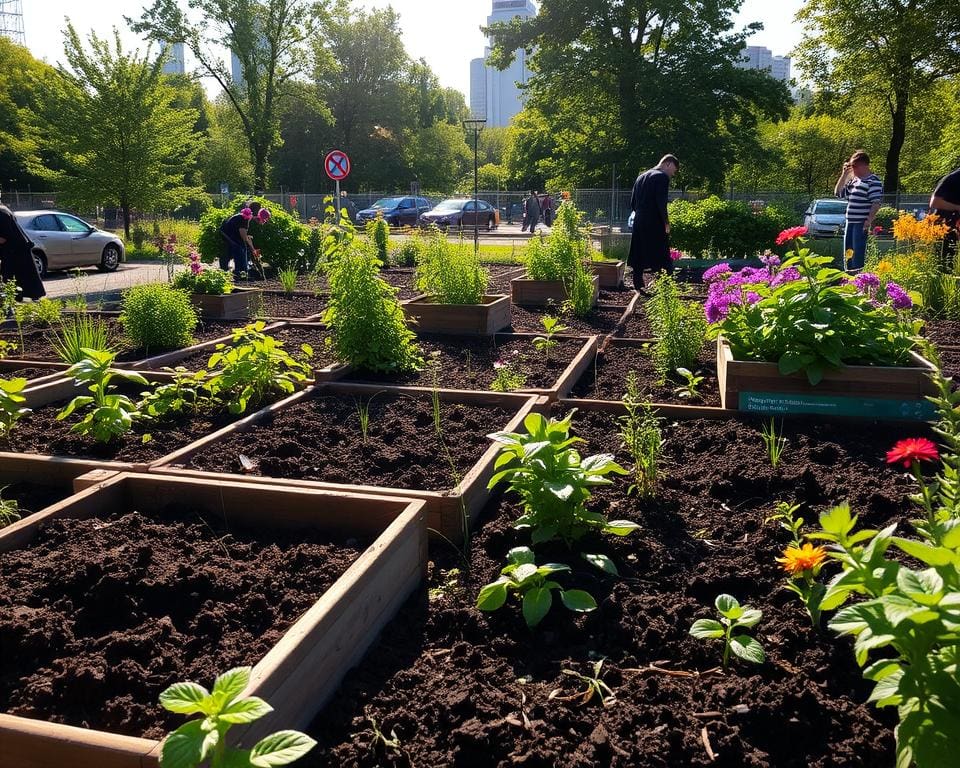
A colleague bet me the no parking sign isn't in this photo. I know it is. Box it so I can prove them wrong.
[325,150,351,181]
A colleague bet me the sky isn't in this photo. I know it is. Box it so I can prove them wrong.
[21,0,807,98]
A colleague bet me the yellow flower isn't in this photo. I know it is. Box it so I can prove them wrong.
[876,260,893,277]
[845,249,854,263]
[776,543,827,576]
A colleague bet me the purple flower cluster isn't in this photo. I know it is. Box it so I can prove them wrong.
[848,271,913,311]
[854,272,881,291]
[760,251,781,268]
[703,260,801,323]
[885,281,912,310]
[703,263,732,283]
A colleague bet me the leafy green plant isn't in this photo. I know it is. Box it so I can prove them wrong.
[646,273,707,381]
[322,242,422,373]
[172,265,234,296]
[476,546,596,627]
[354,395,375,444]
[526,201,595,318]
[0,377,31,437]
[487,410,636,545]
[673,367,705,400]
[0,279,19,316]
[198,196,308,272]
[689,594,765,668]
[618,372,664,497]
[0,340,16,360]
[139,368,212,418]
[415,229,488,304]
[391,238,421,267]
[120,283,199,350]
[50,314,111,365]
[366,215,390,265]
[551,660,617,708]
[760,418,787,469]
[277,267,298,296]
[158,666,316,768]
[532,315,568,362]
[13,298,63,328]
[0,487,20,529]
[667,196,791,259]
[205,323,313,415]
[766,501,805,547]
[490,358,527,392]
[57,349,149,443]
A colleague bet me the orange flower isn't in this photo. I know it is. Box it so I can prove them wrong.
[777,543,827,576]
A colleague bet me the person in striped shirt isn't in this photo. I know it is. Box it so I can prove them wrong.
[834,150,883,271]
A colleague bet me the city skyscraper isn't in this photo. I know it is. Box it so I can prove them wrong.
[160,41,186,75]
[736,45,792,85]
[469,0,537,127]
[0,0,25,46]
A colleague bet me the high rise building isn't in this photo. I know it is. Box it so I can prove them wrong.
[736,45,791,85]
[0,0,25,46]
[160,41,186,75]
[231,51,244,87]
[469,0,537,127]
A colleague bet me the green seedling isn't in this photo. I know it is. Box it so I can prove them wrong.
[673,367,705,400]
[0,377,31,437]
[550,659,617,708]
[689,593,765,669]
[532,315,568,362]
[760,418,787,468]
[0,487,21,529]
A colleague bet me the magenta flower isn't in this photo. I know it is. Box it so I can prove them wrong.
[886,282,912,310]
[746,291,762,305]
[670,249,683,261]
[854,272,881,292]
[760,252,780,268]
[703,263,732,283]
[494,360,506,370]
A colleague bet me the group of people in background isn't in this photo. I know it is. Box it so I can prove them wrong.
[628,152,960,292]
[521,190,554,233]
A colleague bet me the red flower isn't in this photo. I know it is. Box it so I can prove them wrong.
[873,226,884,236]
[775,226,809,246]
[886,438,939,468]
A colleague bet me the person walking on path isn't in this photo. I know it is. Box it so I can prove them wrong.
[0,193,45,301]
[628,154,679,292]
[930,167,960,267]
[525,190,542,234]
[834,150,883,272]
[542,192,555,227]
[219,201,260,279]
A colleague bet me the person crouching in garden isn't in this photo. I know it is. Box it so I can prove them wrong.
[219,201,260,279]
[834,150,883,272]
[628,154,679,292]
[930,166,960,269]
[0,192,45,302]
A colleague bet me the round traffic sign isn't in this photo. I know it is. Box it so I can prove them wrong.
[325,150,351,181]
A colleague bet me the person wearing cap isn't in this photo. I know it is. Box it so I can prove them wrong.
[219,201,261,279]
[0,192,45,301]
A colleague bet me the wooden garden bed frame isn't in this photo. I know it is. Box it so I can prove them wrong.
[150,383,548,542]
[0,359,67,389]
[403,294,512,335]
[0,472,427,768]
[189,287,262,320]
[510,275,601,308]
[587,259,626,289]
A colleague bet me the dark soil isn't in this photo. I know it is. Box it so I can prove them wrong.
[598,287,635,306]
[305,410,911,767]
[510,304,627,336]
[923,319,960,348]
[0,365,63,382]
[939,348,960,384]
[0,382,282,464]
[255,291,327,319]
[347,334,588,391]
[179,391,516,492]
[616,307,653,338]
[1,482,71,523]
[571,342,720,406]
[174,324,335,372]
[0,503,365,739]
[0,318,241,364]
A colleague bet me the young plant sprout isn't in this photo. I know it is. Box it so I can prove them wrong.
[532,315,568,362]
[618,371,664,497]
[354,396,376,444]
[0,486,21,529]
[0,377,31,437]
[673,367,705,400]
[689,594,765,669]
[760,418,787,468]
[428,350,442,436]
[278,267,298,295]
[490,356,527,392]
[550,659,617,708]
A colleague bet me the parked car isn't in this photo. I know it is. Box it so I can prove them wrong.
[420,199,500,230]
[356,196,432,227]
[803,199,848,238]
[14,210,124,276]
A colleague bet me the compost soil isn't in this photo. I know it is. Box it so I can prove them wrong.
[2,482,71,522]
[0,503,365,739]
[181,391,516,492]
[305,410,915,767]
[616,306,653,339]
[510,304,626,336]
[924,319,960,348]
[347,334,587,391]
[571,341,720,406]
[255,291,326,319]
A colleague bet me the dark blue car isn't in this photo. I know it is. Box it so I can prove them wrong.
[356,196,432,227]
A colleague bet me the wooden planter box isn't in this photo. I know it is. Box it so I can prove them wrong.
[150,384,548,542]
[0,472,426,768]
[403,294,512,335]
[717,336,938,420]
[511,276,600,308]
[189,288,261,320]
[0,359,67,389]
[587,260,626,289]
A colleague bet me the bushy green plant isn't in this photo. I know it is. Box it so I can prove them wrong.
[278,267,298,295]
[158,666,316,768]
[618,372,663,497]
[322,242,422,373]
[172,264,234,296]
[13,298,63,327]
[366,216,390,264]
[120,283,198,350]
[645,274,706,380]
[0,487,20,529]
[139,368,213,418]
[50,314,111,364]
[391,239,421,267]
[415,229,488,304]
[198,196,308,272]
[0,377,31,437]
[689,594,765,668]
[874,205,898,231]
[668,197,791,259]
[526,201,595,318]
[490,358,527,392]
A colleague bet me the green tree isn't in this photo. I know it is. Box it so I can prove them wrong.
[796,0,960,194]
[201,97,255,195]
[50,24,201,238]
[130,0,328,190]
[406,121,471,192]
[769,113,857,196]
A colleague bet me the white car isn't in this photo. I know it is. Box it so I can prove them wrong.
[15,210,125,276]
[802,200,847,238]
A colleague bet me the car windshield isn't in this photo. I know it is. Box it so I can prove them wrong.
[816,202,847,215]
[435,200,466,211]
[371,197,403,209]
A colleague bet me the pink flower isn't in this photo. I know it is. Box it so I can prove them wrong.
[669,249,683,261]
[257,208,271,224]
[494,360,506,370]
[873,226,884,236]
[775,226,809,246]
[241,207,254,221]
[190,261,203,275]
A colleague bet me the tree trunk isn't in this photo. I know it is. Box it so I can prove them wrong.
[254,150,268,194]
[885,89,909,199]
[122,202,131,242]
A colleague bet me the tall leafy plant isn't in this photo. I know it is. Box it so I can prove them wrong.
[415,229,488,304]
[645,273,707,380]
[526,201,595,318]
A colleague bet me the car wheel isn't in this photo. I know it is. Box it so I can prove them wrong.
[32,251,47,278]
[98,244,121,272]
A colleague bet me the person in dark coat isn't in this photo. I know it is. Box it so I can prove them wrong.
[526,190,542,234]
[628,154,679,291]
[0,195,45,301]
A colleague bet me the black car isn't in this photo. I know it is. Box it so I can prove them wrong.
[356,196,432,227]
[420,199,499,230]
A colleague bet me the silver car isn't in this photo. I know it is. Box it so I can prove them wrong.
[14,210,124,276]
[802,199,847,238]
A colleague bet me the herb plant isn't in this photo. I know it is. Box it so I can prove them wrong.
[532,315,568,362]
[51,313,111,364]
[760,419,787,468]
[354,395,376,444]
[139,368,212,418]
[476,546,596,627]
[0,377,31,437]
[415,229,488,304]
[278,267,298,295]
[366,215,390,264]
[158,666,316,768]
[673,367,705,400]
[645,273,707,381]
[0,487,20,529]
[13,298,63,327]
[487,410,636,545]
[57,348,149,442]
[618,372,663,497]
[689,594,765,668]
[490,358,527,392]
[120,283,198,350]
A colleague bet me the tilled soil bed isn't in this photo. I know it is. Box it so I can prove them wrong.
[347,334,588,391]
[616,306,653,338]
[178,391,516,492]
[571,342,719,406]
[939,347,960,384]
[0,503,366,739]
[173,323,335,372]
[1,318,242,364]
[1,482,71,524]
[255,291,326,319]
[0,365,64,383]
[597,287,634,306]
[304,410,911,767]
[510,304,626,335]
[923,318,960,348]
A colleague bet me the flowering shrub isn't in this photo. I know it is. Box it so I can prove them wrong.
[172,252,234,296]
[198,196,308,272]
[705,229,920,384]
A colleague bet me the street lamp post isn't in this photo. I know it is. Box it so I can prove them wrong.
[463,116,487,255]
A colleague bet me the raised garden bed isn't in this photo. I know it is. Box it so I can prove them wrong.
[403,294,512,335]
[0,360,66,388]
[189,287,261,320]
[570,338,720,406]
[509,303,628,336]
[254,290,327,320]
[717,336,938,420]
[0,454,93,529]
[588,259,626,289]
[303,404,908,767]
[153,384,545,541]
[597,286,635,306]
[0,472,426,768]
[511,275,600,309]
[345,333,598,398]
[310,264,525,301]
